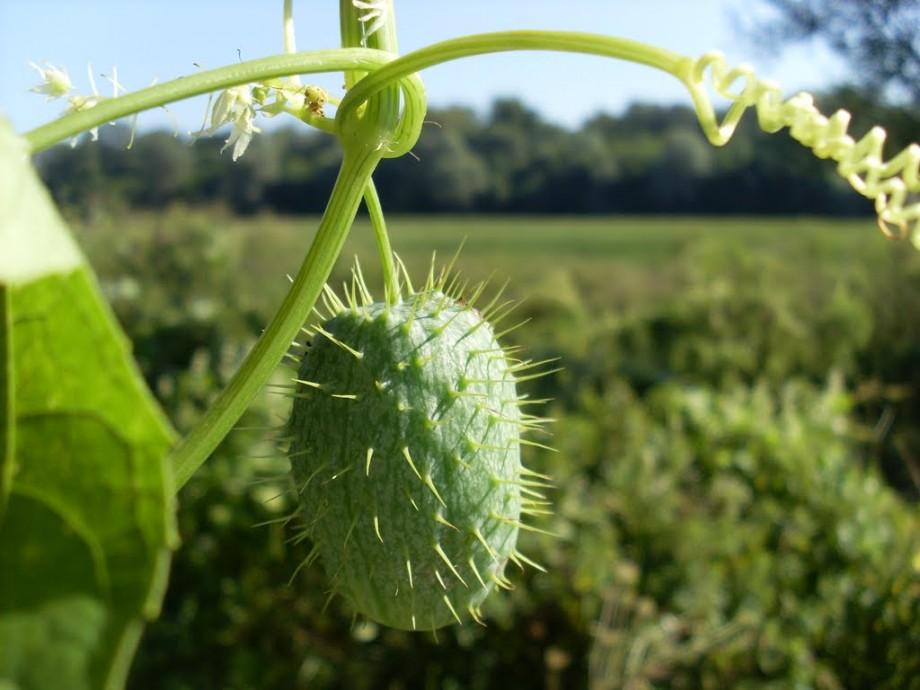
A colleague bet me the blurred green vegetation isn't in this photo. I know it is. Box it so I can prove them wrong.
[37,91,918,219]
[71,210,920,689]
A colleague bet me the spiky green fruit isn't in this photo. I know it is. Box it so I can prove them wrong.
[287,284,534,631]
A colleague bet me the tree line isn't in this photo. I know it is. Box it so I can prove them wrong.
[37,88,917,216]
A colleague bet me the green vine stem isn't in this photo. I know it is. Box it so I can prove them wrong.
[339,30,919,241]
[282,0,300,64]
[338,4,401,148]
[680,52,920,241]
[23,26,917,491]
[338,31,682,158]
[362,179,400,304]
[340,0,368,90]
[170,144,383,488]
[340,0,402,304]
[170,5,416,489]
[20,43,424,491]
[23,49,395,154]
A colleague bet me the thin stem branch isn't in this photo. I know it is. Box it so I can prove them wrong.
[341,0,401,305]
[24,48,394,153]
[339,31,685,132]
[339,0,402,149]
[340,0,366,90]
[283,0,302,85]
[362,179,399,304]
[336,30,919,240]
[283,0,298,54]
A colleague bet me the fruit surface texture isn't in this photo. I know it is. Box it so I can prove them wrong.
[288,288,524,630]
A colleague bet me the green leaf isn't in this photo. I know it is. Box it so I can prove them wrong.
[0,119,176,690]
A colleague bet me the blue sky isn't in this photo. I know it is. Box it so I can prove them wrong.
[0,0,847,135]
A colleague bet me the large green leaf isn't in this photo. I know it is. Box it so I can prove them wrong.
[0,119,176,690]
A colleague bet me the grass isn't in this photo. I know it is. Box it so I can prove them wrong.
[226,213,900,310]
[76,209,909,321]
[235,213,888,262]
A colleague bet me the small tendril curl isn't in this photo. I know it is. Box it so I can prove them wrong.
[683,51,920,246]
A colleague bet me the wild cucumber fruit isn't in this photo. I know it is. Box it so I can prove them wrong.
[287,265,552,630]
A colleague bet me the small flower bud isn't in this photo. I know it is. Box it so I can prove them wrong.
[304,85,329,116]
[29,62,73,100]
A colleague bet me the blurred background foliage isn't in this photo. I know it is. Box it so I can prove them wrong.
[48,4,920,680]
[35,89,919,220]
[65,203,920,689]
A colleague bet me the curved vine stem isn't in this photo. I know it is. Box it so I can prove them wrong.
[339,31,684,156]
[339,30,919,239]
[339,0,401,306]
[170,144,383,488]
[167,8,423,488]
[283,0,300,62]
[23,48,395,153]
[19,30,425,490]
[26,26,916,491]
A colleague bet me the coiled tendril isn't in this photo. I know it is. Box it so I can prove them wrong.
[338,33,919,246]
[683,51,920,245]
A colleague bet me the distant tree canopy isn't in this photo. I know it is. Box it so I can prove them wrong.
[751,0,920,105]
[37,96,914,217]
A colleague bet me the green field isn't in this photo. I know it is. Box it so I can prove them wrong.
[79,211,906,316]
[70,211,920,690]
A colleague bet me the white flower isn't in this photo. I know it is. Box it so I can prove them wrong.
[29,62,73,100]
[264,82,307,114]
[199,85,261,161]
[31,61,140,148]
[223,111,260,162]
[65,93,103,147]
[66,64,104,144]
[352,0,390,41]
[67,93,102,113]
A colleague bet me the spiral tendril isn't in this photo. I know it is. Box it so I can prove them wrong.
[682,51,920,246]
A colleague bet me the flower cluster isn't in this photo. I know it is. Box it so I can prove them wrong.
[30,59,332,160]
[198,81,330,160]
[27,1,377,160]
[29,62,127,145]
[198,86,261,162]
[28,62,73,100]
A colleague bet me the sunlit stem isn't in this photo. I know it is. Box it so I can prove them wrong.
[339,31,683,132]
[339,0,366,90]
[168,10,417,489]
[362,180,399,304]
[283,0,302,85]
[170,144,382,489]
[338,30,918,240]
[341,0,402,304]
[23,49,394,153]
